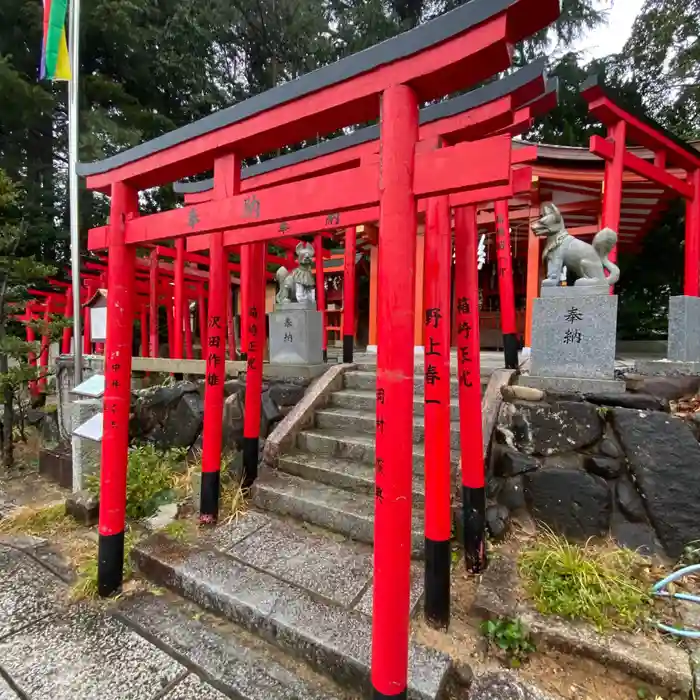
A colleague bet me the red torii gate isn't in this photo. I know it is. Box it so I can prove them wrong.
[78,1,560,696]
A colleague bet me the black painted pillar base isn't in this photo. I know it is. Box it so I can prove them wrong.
[239,352,247,362]
[174,372,184,381]
[372,689,407,699]
[503,332,519,370]
[199,470,221,524]
[424,538,450,629]
[343,335,354,364]
[462,486,487,574]
[242,436,259,488]
[98,531,125,598]
[323,349,328,363]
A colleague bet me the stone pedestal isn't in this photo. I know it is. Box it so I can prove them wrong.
[269,304,323,365]
[527,292,624,393]
[668,295,700,362]
[71,398,102,491]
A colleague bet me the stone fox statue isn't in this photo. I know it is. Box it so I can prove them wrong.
[275,242,316,304]
[532,202,620,287]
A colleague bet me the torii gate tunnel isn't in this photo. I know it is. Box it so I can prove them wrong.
[80,0,561,696]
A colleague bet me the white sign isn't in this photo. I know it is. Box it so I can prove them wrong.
[73,412,104,442]
[90,306,107,342]
[72,374,105,398]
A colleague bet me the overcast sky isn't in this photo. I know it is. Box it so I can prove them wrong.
[572,0,646,59]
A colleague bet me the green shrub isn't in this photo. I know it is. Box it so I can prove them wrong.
[519,529,652,632]
[87,445,186,520]
[480,617,536,667]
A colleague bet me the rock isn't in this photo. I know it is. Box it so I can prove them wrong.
[599,436,621,458]
[611,514,660,557]
[268,383,307,407]
[223,379,246,397]
[584,392,669,412]
[685,413,700,441]
[504,400,604,456]
[40,410,61,445]
[584,455,622,479]
[179,381,198,394]
[612,407,700,558]
[131,384,186,437]
[159,392,204,448]
[145,503,179,531]
[495,448,540,478]
[261,391,282,423]
[616,478,647,523]
[501,385,545,402]
[25,408,45,426]
[65,490,99,526]
[469,672,557,700]
[486,475,503,501]
[222,392,245,451]
[485,504,510,540]
[524,466,612,539]
[451,659,474,686]
[224,451,244,483]
[498,475,526,511]
[626,374,700,401]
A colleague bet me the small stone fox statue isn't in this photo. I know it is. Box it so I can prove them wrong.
[532,202,620,287]
[275,242,316,304]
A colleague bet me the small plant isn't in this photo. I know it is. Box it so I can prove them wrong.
[596,405,612,419]
[71,531,136,600]
[0,503,78,537]
[160,520,192,542]
[519,528,652,631]
[87,445,186,520]
[480,617,536,667]
[681,540,700,566]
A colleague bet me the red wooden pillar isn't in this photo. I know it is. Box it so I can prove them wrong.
[422,196,452,629]
[371,83,418,700]
[494,200,518,369]
[149,250,159,358]
[227,281,236,361]
[166,296,174,357]
[200,154,239,522]
[314,234,327,362]
[198,285,207,354]
[602,120,626,292]
[343,227,357,363]
[454,205,486,573]
[685,169,700,297]
[61,287,73,355]
[98,181,137,597]
[184,297,194,359]
[140,303,148,356]
[173,238,185,358]
[242,241,266,486]
[38,300,51,392]
[26,310,39,397]
[83,281,95,355]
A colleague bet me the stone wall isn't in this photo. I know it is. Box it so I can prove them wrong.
[490,381,700,559]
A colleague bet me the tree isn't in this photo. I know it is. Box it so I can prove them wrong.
[0,169,64,469]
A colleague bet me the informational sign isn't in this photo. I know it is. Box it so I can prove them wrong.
[73,412,104,442]
[72,374,105,398]
[477,234,486,270]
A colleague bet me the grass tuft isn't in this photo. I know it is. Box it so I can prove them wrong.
[0,503,78,537]
[519,528,652,632]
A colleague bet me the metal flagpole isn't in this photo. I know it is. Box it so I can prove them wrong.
[68,0,82,382]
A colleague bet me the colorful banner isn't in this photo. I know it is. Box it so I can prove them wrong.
[41,0,71,81]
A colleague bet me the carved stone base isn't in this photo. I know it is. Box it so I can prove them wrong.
[269,309,323,365]
[668,295,700,363]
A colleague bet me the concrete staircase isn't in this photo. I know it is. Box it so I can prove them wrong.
[252,357,490,557]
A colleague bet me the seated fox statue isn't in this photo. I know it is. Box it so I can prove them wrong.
[532,202,620,288]
[275,242,316,305]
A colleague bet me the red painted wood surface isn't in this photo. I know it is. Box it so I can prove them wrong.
[494,200,517,335]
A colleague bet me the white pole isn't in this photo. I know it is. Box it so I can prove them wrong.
[68,0,82,382]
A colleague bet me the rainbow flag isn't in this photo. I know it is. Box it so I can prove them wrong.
[40,0,71,81]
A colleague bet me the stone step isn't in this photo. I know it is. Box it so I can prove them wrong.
[297,427,460,469]
[315,407,461,450]
[278,451,426,505]
[117,593,351,700]
[252,468,425,557]
[133,526,449,700]
[330,388,461,420]
[344,370,467,396]
[354,359,495,377]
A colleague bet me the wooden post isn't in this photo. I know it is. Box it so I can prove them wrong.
[38,299,51,392]
[140,304,148,356]
[184,297,194,359]
[494,200,518,369]
[343,227,357,363]
[414,231,425,348]
[149,250,158,358]
[198,285,207,355]
[524,180,541,348]
[200,154,239,523]
[685,170,700,296]
[371,83,418,700]
[166,296,174,358]
[369,245,379,350]
[61,287,73,355]
[422,196,452,629]
[26,309,39,397]
[227,280,236,360]
[454,205,486,574]
[242,241,266,486]
[602,120,626,293]
[97,182,137,597]
[314,234,328,362]
[173,238,185,358]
